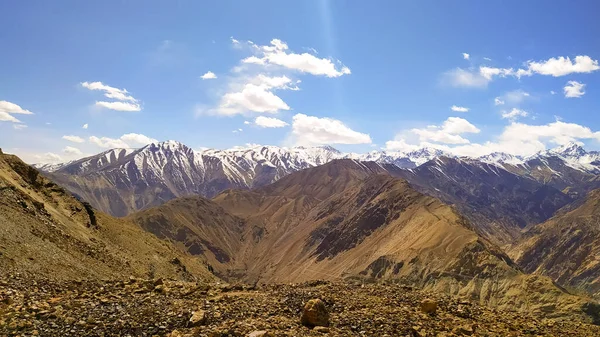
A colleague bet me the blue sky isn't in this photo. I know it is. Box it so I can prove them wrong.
[2,0,600,163]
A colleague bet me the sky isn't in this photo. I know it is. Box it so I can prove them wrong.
[2,0,600,164]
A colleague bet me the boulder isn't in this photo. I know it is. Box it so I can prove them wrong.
[420,299,437,314]
[189,309,207,327]
[301,299,329,327]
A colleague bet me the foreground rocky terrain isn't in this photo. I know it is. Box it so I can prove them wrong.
[2,277,599,337]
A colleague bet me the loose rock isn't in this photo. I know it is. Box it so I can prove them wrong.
[301,298,329,327]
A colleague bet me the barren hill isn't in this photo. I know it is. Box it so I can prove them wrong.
[131,159,596,319]
[0,149,214,282]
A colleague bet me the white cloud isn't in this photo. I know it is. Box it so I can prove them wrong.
[89,133,157,148]
[411,117,480,145]
[38,153,62,164]
[89,136,129,148]
[0,100,33,115]
[0,100,34,123]
[82,81,141,111]
[95,101,141,112]
[494,97,505,105]
[525,56,599,77]
[550,90,556,95]
[81,81,137,102]
[0,111,21,123]
[242,39,351,77]
[479,66,514,80]
[564,81,585,98]
[483,57,492,61]
[291,113,372,145]
[386,119,600,157]
[82,123,89,129]
[254,116,289,128]
[201,71,217,80]
[62,135,85,143]
[501,108,529,121]
[63,146,82,155]
[120,133,159,146]
[450,105,469,112]
[462,53,470,60]
[218,83,290,115]
[12,124,27,130]
[243,120,251,125]
[443,55,599,88]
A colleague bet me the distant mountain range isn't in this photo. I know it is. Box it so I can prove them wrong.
[34,140,600,219]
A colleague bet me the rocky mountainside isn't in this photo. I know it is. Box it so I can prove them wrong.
[130,160,596,319]
[0,149,214,282]
[35,141,600,220]
[394,156,573,246]
[511,188,600,297]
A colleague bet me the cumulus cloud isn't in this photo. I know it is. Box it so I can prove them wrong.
[120,133,159,146]
[243,120,251,125]
[501,108,529,121]
[0,112,21,123]
[525,56,599,77]
[564,81,585,98]
[82,123,89,129]
[242,39,351,77]
[211,75,298,116]
[63,146,82,155]
[291,113,371,146]
[0,100,34,123]
[462,53,470,60]
[0,100,33,115]
[217,83,290,115]
[81,81,141,111]
[411,117,480,145]
[89,133,157,148]
[254,116,289,128]
[201,71,217,80]
[450,105,469,112]
[62,135,85,143]
[386,119,600,157]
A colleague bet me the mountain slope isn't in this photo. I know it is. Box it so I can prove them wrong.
[0,149,214,282]
[128,159,595,318]
[512,189,600,297]
[394,157,572,245]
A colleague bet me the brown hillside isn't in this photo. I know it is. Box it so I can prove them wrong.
[0,151,214,282]
[512,188,600,297]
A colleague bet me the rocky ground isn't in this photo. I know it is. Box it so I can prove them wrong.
[1,275,599,337]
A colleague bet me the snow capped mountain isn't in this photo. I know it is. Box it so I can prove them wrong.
[478,152,525,166]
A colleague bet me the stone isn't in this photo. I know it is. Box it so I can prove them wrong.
[301,299,329,327]
[188,309,207,327]
[420,298,437,314]
[313,326,330,333]
[247,331,271,337]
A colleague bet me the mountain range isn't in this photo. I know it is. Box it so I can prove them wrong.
[3,144,600,323]
[34,141,600,219]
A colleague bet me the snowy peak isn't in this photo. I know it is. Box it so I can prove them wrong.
[548,142,587,158]
[478,152,525,166]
